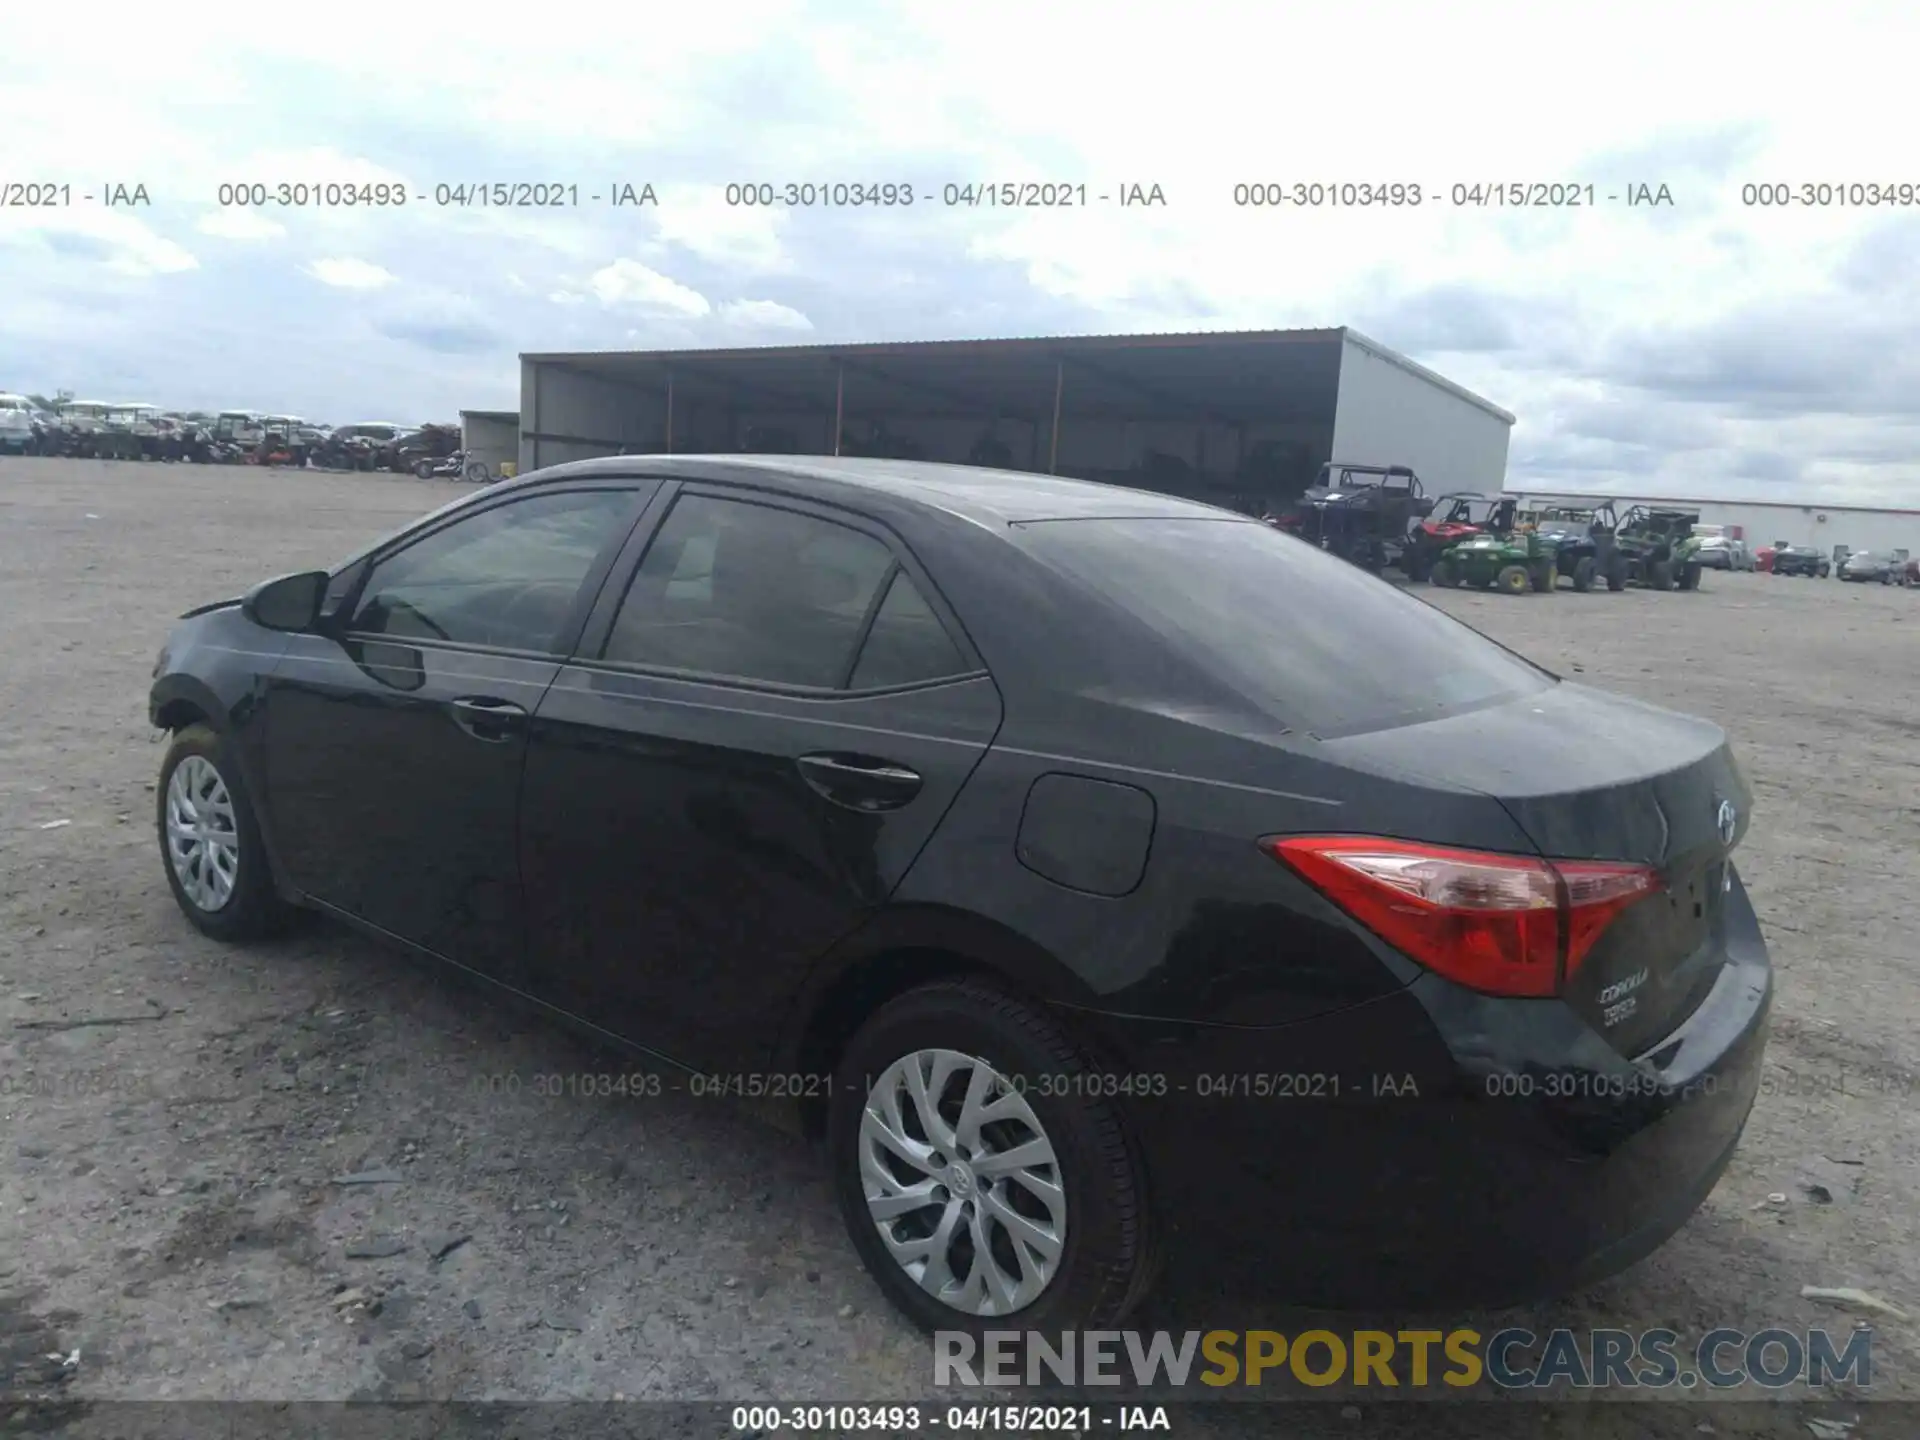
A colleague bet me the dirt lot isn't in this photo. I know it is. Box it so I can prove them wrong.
[2,458,1916,1435]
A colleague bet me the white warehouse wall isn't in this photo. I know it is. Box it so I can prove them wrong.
[1329,332,1514,498]
[460,413,518,475]
[1511,493,1920,555]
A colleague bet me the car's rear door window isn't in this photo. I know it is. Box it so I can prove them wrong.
[1017,516,1553,736]
[601,494,898,688]
[848,569,971,690]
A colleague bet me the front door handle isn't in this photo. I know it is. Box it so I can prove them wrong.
[449,695,527,743]
[796,753,923,811]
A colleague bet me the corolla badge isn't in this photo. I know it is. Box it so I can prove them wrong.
[1716,798,1738,846]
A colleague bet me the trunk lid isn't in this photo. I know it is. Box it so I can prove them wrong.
[1320,681,1750,1054]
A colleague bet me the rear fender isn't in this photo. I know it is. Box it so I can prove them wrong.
[772,904,1104,1073]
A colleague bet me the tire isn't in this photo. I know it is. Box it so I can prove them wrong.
[827,980,1155,1335]
[414,459,435,479]
[1679,560,1702,591]
[1529,560,1555,593]
[1649,560,1674,591]
[1430,558,1458,588]
[1496,564,1531,595]
[1606,556,1628,591]
[1572,555,1596,592]
[465,461,493,484]
[156,723,295,942]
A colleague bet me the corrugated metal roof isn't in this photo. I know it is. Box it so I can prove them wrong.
[521,325,1516,428]
[521,326,1346,364]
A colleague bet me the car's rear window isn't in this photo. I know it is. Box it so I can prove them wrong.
[1017,516,1554,736]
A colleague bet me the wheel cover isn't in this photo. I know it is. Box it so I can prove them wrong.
[164,755,240,911]
[857,1048,1068,1316]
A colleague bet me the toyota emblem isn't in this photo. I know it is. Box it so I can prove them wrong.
[1716,799,1738,846]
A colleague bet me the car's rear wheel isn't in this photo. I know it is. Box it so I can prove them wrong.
[1429,558,1457,588]
[1495,564,1531,595]
[828,980,1155,1334]
[1571,555,1596,592]
[157,724,293,942]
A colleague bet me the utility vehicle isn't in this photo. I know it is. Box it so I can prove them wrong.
[1531,504,1629,592]
[1615,507,1705,590]
[1275,462,1434,574]
[1429,498,1559,594]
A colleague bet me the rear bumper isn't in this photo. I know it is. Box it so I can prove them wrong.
[1072,875,1772,1309]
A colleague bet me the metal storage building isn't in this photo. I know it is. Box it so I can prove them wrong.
[460,408,519,477]
[1508,491,1920,557]
[517,328,1514,511]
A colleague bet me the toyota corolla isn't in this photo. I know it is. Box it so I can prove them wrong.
[149,456,1772,1332]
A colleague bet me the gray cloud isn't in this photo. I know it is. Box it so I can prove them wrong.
[1837,216,1920,295]
[1581,122,1771,188]
[1726,449,1807,486]
[378,318,503,355]
[1353,285,1520,354]
[39,232,116,262]
[1550,396,1725,452]
[1591,302,1920,419]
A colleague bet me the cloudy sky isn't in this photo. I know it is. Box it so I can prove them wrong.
[4,0,1917,503]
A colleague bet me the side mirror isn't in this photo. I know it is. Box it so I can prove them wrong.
[242,570,328,633]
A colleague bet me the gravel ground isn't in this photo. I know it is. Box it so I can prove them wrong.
[2,459,1916,1436]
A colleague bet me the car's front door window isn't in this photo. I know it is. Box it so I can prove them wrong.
[347,488,637,653]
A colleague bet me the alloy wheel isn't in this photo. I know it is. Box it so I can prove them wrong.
[165,755,240,911]
[857,1048,1068,1316]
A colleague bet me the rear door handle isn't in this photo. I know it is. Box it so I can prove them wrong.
[449,695,527,743]
[796,753,923,811]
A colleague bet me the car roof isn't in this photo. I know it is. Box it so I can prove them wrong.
[503,454,1244,529]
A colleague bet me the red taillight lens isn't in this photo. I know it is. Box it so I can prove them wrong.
[1262,836,1659,998]
[1557,860,1663,979]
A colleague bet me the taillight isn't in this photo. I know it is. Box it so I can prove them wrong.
[1262,836,1659,998]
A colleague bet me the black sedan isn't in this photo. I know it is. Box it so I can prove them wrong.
[149,457,1772,1329]
[1771,545,1830,577]
[1839,551,1905,584]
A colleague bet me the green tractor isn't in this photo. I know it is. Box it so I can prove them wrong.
[1429,498,1560,595]
[1615,506,1706,590]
